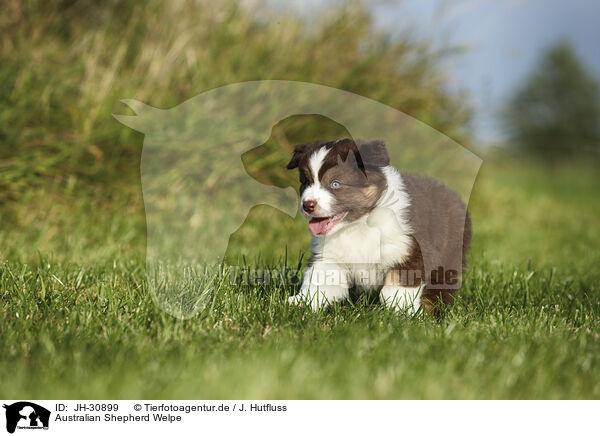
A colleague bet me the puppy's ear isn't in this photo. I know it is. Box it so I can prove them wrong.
[286,143,309,170]
[358,140,390,167]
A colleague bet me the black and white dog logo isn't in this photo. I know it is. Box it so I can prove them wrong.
[3,402,50,434]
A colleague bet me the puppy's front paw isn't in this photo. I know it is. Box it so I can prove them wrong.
[287,290,323,310]
[287,287,335,311]
[287,294,304,306]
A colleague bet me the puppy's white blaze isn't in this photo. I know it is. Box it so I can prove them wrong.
[301,147,336,216]
[308,146,330,180]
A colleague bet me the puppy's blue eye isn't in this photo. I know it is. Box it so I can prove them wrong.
[331,180,341,189]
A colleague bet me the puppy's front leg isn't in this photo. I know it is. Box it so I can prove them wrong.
[288,262,350,310]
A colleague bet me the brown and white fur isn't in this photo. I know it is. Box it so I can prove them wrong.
[286,138,471,315]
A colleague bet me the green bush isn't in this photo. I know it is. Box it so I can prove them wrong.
[503,41,600,158]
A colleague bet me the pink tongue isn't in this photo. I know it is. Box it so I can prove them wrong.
[309,217,332,234]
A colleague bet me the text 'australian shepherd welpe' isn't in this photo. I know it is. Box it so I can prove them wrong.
[286,138,471,315]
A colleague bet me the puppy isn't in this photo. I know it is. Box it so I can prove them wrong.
[286,138,471,314]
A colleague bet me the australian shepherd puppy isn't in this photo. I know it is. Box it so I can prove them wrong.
[286,138,471,315]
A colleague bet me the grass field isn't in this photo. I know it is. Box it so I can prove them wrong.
[1,157,599,399]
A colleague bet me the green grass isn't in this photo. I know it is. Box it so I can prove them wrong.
[1,158,599,399]
[1,0,599,400]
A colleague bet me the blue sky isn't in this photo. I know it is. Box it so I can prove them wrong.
[371,0,600,144]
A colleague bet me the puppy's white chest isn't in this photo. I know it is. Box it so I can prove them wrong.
[317,221,383,264]
[312,206,412,268]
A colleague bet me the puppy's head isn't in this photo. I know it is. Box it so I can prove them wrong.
[286,138,389,235]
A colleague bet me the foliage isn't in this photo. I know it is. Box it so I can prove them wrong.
[0,0,470,205]
[503,41,600,158]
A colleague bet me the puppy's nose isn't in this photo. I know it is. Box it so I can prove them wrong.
[303,200,317,213]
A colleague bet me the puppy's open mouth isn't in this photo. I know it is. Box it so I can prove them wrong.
[308,212,348,235]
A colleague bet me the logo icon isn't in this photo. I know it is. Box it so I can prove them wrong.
[3,402,50,434]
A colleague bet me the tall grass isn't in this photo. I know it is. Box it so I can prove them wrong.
[0,0,469,202]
